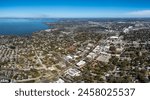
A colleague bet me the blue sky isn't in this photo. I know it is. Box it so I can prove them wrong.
[0,0,150,18]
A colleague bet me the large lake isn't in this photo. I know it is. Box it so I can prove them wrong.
[0,18,57,35]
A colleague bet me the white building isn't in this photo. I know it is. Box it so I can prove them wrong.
[65,68,81,77]
[110,36,119,40]
[93,46,100,53]
[45,29,52,32]
[76,60,86,68]
[96,52,111,63]
[55,78,65,83]
[66,55,73,60]
[87,52,97,60]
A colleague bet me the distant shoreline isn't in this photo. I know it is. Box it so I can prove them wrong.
[0,18,57,36]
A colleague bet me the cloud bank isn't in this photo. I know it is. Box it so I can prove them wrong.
[127,10,150,17]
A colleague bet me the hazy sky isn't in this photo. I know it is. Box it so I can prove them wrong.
[0,0,150,18]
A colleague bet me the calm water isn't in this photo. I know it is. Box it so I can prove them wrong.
[0,18,57,35]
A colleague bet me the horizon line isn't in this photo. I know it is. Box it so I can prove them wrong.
[0,17,150,19]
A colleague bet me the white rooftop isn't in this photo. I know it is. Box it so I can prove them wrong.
[66,55,73,59]
[66,68,81,77]
[110,36,119,39]
[55,78,65,83]
[45,29,52,32]
[76,60,86,67]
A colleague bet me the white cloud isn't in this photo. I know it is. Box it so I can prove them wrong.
[127,10,150,17]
